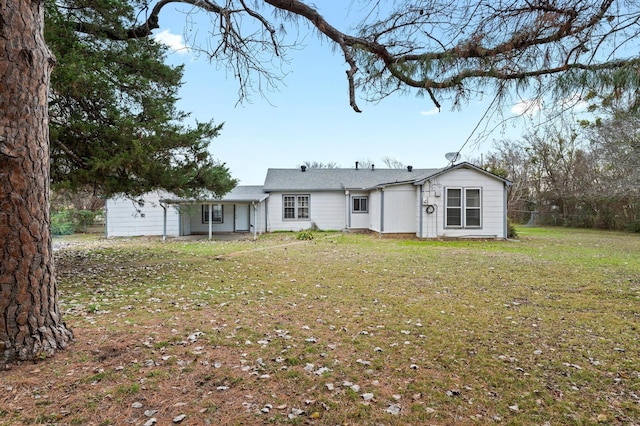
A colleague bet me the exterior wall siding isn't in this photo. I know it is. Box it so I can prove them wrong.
[368,190,382,232]
[267,191,346,231]
[348,191,370,229]
[380,184,417,233]
[188,204,235,234]
[180,202,267,235]
[106,193,268,237]
[419,169,506,238]
[105,166,506,239]
[180,206,191,236]
[105,191,179,237]
[252,202,267,235]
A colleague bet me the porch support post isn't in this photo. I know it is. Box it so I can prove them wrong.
[208,202,213,240]
[161,202,167,241]
[252,202,257,240]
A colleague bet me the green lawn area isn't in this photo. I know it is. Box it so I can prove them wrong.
[2,227,638,425]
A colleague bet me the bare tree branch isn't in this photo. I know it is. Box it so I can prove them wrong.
[68,0,640,113]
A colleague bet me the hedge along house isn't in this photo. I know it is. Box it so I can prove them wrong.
[105,185,268,240]
[104,162,512,239]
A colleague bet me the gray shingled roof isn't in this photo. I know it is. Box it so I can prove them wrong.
[263,167,443,191]
[160,163,510,203]
[218,185,269,202]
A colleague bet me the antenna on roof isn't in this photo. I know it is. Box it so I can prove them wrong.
[445,152,461,165]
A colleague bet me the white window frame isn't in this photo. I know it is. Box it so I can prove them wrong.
[283,194,310,220]
[445,187,482,228]
[202,204,223,224]
[352,196,368,213]
[464,188,482,228]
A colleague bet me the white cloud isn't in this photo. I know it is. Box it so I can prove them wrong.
[153,29,189,53]
[419,108,440,116]
[511,98,542,116]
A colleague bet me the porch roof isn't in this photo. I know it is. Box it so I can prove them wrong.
[160,185,268,204]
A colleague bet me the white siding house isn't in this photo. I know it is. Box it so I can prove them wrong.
[105,162,511,239]
[348,190,370,230]
[265,191,346,232]
[416,166,509,238]
[106,191,180,237]
[105,186,268,239]
[378,184,418,234]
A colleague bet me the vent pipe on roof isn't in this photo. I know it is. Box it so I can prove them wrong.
[355,161,359,170]
[407,165,413,172]
[301,165,307,172]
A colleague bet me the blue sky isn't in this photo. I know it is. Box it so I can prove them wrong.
[151,3,538,185]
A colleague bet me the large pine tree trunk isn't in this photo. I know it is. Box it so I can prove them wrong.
[0,0,73,366]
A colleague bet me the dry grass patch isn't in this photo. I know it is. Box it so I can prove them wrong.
[1,228,638,425]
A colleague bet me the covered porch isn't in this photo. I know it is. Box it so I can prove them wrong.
[160,186,268,240]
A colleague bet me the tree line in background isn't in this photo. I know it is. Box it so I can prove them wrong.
[483,107,640,232]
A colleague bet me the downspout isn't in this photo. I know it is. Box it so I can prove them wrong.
[345,190,350,229]
[380,188,385,234]
[161,201,167,241]
[503,183,508,239]
[208,202,213,240]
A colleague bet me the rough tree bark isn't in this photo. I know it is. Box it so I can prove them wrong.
[0,0,73,366]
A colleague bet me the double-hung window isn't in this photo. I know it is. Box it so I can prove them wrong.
[465,189,481,227]
[283,195,310,220]
[352,196,368,213]
[202,204,223,223]
[445,188,481,228]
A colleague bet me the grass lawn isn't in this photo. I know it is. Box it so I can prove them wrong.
[1,228,639,425]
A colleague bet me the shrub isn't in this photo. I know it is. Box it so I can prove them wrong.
[74,209,98,233]
[296,230,314,240]
[51,210,75,236]
[50,208,99,235]
[625,220,640,233]
[507,220,518,239]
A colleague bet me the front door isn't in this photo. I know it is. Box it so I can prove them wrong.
[234,204,250,232]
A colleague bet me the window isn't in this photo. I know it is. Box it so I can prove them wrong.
[352,196,368,213]
[446,188,462,227]
[465,189,481,227]
[283,195,310,220]
[202,204,223,223]
[445,188,481,228]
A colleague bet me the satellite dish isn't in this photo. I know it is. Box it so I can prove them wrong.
[445,152,461,163]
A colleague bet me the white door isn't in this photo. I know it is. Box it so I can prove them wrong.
[235,204,250,232]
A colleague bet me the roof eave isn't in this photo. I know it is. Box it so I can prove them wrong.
[160,195,268,204]
[414,162,512,185]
